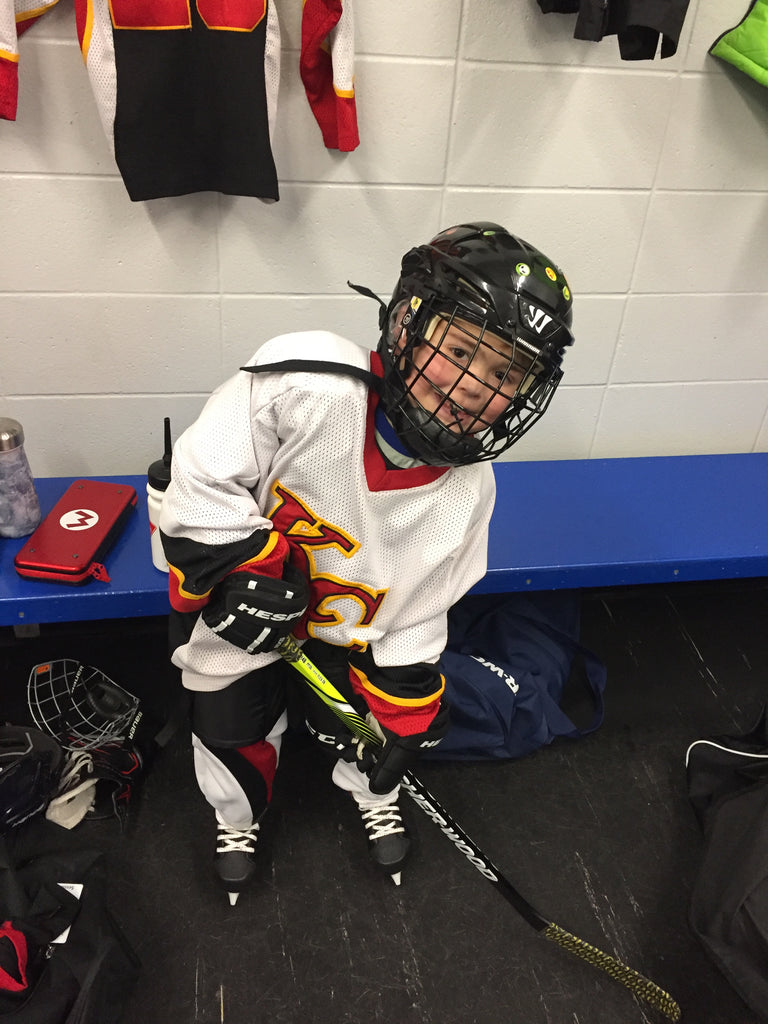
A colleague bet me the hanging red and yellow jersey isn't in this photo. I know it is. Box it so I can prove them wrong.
[1,0,359,200]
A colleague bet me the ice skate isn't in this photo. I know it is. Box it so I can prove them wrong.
[359,799,411,885]
[215,819,261,906]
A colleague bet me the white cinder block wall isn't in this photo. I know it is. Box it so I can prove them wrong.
[2,0,767,477]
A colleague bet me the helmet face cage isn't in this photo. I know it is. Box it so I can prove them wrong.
[378,223,574,466]
[384,296,564,465]
[28,660,141,750]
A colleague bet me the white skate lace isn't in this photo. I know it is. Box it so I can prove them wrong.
[216,822,260,854]
[360,802,404,841]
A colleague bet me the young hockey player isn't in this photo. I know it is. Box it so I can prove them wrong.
[159,221,574,903]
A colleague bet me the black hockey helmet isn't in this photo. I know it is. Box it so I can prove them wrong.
[376,222,574,465]
[0,725,64,832]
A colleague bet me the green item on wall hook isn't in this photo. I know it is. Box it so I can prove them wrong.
[710,0,768,88]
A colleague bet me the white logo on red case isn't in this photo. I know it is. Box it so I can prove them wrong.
[60,508,100,531]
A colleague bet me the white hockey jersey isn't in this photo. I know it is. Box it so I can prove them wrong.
[1,0,358,200]
[161,332,496,692]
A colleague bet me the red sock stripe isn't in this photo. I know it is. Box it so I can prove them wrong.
[236,740,278,803]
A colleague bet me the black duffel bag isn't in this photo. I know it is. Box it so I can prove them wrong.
[0,817,139,1024]
[686,707,768,1023]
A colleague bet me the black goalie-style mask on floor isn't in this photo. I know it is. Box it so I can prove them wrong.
[375,222,575,466]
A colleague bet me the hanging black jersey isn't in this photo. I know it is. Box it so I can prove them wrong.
[2,0,359,200]
[75,0,281,202]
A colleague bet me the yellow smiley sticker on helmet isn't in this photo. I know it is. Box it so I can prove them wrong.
[545,267,557,281]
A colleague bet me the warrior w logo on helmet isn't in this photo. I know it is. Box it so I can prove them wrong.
[523,305,553,334]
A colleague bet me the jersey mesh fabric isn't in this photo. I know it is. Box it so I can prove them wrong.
[327,1,354,88]
[77,0,118,150]
[165,372,272,544]
[162,332,495,691]
[263,0,280,137]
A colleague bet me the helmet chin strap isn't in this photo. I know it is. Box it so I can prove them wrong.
[347,280,389,331]
[372,404,426,469]
[390,399,484,467]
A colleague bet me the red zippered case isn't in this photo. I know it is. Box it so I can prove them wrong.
[14,479,137,585]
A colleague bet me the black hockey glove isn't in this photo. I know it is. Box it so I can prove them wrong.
[335,703,451,795]
[202,563,310,654]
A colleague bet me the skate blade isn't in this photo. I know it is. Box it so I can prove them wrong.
[228,891,240,906]
[390,872,402,886]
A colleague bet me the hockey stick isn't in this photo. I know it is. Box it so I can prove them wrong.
[276,635,681,1022]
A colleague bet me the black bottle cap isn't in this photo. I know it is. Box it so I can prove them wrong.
[148,417,173,491]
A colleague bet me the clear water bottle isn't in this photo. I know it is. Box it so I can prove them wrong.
[147,417,172,572]
[0,417,42,538]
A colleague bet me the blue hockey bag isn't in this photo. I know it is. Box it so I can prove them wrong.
[428,591,606,760]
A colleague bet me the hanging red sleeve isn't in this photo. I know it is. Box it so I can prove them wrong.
[300,0,360,152]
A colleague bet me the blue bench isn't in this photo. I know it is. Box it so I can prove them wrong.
[1,453,766,629]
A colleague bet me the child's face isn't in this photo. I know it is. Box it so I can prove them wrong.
[403,315,525,435]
